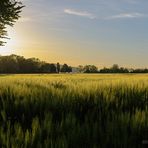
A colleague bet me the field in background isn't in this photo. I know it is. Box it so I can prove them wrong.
[0,74,148,147]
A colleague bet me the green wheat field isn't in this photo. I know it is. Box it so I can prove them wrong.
[0,74,148,148]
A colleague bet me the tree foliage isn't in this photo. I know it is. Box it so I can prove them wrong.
[100,64,129,73]
[61,64,72,73]
[77,65,98,73]
[83,65,98,73]
[0,55,57,73]
[56,62,60,73]
[78,65,84,73]
[0,0,24,45]
[77,64,148,73]
[0,55,74,73]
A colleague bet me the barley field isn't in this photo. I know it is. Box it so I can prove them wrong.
[0,74,148,148]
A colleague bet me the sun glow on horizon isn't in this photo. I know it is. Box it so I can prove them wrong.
[0,27,18,55]
[0,38,17,55]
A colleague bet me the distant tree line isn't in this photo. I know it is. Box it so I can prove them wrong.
[0,55,147,74]
[78,65,98,73]
[99,64,129,73]
[0,55,72,73]
[78,64,148,73]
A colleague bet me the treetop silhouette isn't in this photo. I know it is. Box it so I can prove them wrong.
[0,0,24,45]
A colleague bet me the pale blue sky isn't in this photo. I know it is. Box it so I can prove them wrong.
[1,0,148,68]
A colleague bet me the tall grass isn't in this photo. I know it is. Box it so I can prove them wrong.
[0,74,148,148]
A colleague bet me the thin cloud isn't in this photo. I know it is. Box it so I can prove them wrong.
[64,9,96,19]
[107,13,144,19]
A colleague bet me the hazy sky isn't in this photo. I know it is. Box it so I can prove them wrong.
[0,0,148,68]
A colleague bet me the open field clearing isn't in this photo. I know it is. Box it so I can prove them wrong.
[0,74,148,148]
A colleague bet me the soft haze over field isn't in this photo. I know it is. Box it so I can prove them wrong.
[0,0,148,68]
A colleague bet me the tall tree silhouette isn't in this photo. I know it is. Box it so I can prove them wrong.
[56,62,60,73]
[61,64,72,73]
[0,0,24,45]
